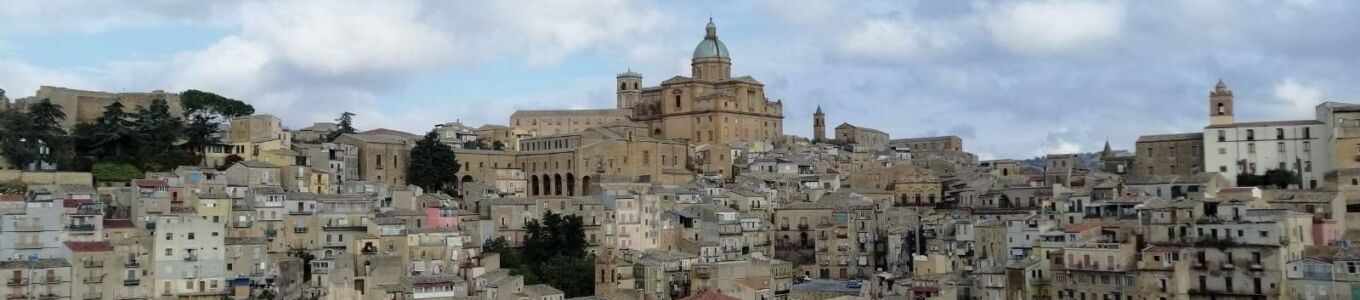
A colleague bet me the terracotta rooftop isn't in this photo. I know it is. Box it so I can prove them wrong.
[735,277,769,290]
[64,241,113,252]
[0,195,23,202]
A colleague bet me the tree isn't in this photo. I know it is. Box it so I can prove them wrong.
[219,154,244,171]
[0,110,37,168]
[132,99,190,171]
[326,112,356,142]
[407,131,459,193]
[74,102,136,163]
[27,99,78,170]
[179,90,251,159]
[1237,169,1301,189]
[91,163,141,183]
[481,211,593,297]
[181,89,255,119]
[491,140,506,151]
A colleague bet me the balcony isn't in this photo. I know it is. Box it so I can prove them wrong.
[144,223,156,230]
[233,221,253,228]
[13,224,43,232]
[123,278,140,286]
[84,275,102,284]
[66,224,96,231]
[780,224,789,230]
[183,253,199,261]
[1221,262,1235,270]
[15,241,43,249]
[323,225,367,232]
[39,294,60,300]
[797,224,809,231]
[124,260,141,268]
[40,276,61,284]
[83,260,103,268]
[265,228,278,238]
[1249,264,1263,271]
[7,278,27,286]
[294,227,309,233]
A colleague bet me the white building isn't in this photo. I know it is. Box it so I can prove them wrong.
[1202,80,1332,188]
[153,215,227,297]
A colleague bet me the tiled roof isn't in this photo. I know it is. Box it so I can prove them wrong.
[1205,119,1323,129]
[1335,245,1360,261]
[362,128,420,138]
[62,199,93,208]
[64,241,113,252]
[0,195,24,202]
[1136,132,1203,143]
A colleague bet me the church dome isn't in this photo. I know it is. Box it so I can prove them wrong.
[692,20,730,59]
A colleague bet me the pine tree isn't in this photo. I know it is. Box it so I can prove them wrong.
[327,112,356,142]
[407,131,459,193]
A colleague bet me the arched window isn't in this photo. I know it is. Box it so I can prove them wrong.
[1217,103,1225,115]
[674,95,682,108]
[619,82,626,90]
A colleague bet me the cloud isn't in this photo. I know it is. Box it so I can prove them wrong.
[1272,78,1324,117]
[839,19,962,64]
[0,59,91,100]
[985,0,1127,56]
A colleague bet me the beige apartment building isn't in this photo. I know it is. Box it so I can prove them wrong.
[333,133,413,186]
[1135,132,1205,177]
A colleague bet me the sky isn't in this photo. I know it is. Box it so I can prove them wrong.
[1,0,1358,160]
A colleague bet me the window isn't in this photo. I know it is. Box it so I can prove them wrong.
[165,248,173,256]
[1248,143,1255,154]
[1304,141,1311,152]
[1259,231,1269,238]
[1218,130,1226,142]
[165,233,172,240]
[1217,103,1225,115]
[674,95,681,108]
[1278,142,1285,152]
[1304,127,1311,139]
[1246,129,1255,141]
[188,233,195,240]
[376,155,383,169]
[1220,166,1228,172]
[1276,128,1284,139]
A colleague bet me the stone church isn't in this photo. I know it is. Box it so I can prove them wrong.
[508,20,787,178]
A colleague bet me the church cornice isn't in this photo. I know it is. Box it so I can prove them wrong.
[630,109,784,121]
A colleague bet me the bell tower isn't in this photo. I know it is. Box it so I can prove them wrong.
[813,105,826,141]
[616,70,642,109]
[1210,79,1234,126]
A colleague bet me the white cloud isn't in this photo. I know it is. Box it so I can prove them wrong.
[985,0,1126,56]
[1273,78,1324,117]
[1039,140,1082,156]
[0,59,91,99]
[840,19,961,64]
[236,0,457,75]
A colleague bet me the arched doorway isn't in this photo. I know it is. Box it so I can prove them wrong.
[554,174,563,196]
[530,175,540,196]
[581,176,592,196]
[461,175,473,184]
[566,173,576,196]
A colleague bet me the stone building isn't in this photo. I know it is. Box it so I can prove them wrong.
[506,20,786,178]
[813,106,826,142]
[454,124,691,197]
[834,123,889,152]
[888,136,963,155]
[846,164,942,207]
[1135,132,1204,177]
[11,86,182,130]
[510,109,634,136]
[333,133,414,186]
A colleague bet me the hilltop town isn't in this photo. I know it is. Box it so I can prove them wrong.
[2,20,1360,300]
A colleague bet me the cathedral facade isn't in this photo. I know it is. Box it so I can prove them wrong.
[508,20,786,178]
